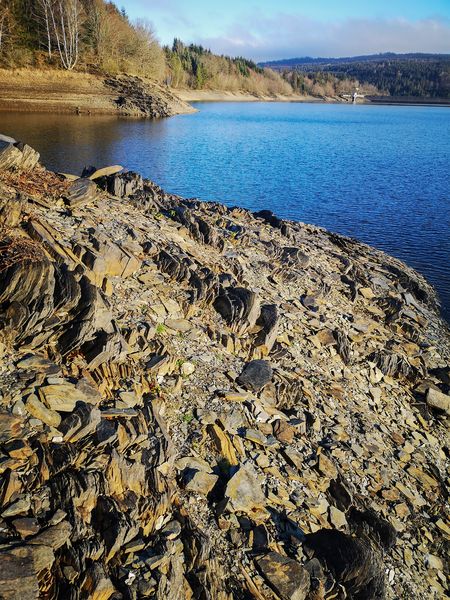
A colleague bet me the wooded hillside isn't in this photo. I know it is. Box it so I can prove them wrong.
[0,1,380,98]
[262,54,450,98]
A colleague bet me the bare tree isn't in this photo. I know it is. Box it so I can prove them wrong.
[0,4,10,52]
[49,0,81,70]
[36,0,53,58]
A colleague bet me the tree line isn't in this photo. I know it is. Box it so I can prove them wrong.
[264,55,450,98]
[320,59,450,98]
[0,0,386,98]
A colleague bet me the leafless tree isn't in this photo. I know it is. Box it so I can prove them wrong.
[48,0,81,70]
[0,4,10,52]
[36,0,53,59]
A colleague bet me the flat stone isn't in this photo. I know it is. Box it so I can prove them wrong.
[29,521,72,550]
[184,470,218,495]
[12,517,40,538]
[0,544,54,599]
[329,506,347,529]
[88,165,124,180]
[318,453,338,479]
[425,554,444,571]
[256,552,310,600]
[273,420,296,444]
[0,134,16,143]
[174,456,213,473]
[2,496,31,517]
[165,318,192,332]
[38,383,94,413]
[25,394,61,428]
[225,464,266,515]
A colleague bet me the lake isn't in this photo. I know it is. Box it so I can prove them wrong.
[1,103,449,322]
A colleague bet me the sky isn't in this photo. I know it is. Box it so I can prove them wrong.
[123,0,450,61]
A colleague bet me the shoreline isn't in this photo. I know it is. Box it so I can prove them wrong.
[174,88,328,103]
[0,68,349,115]
[0,69,447,115]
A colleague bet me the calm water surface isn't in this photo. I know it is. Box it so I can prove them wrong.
[1,103,449,321]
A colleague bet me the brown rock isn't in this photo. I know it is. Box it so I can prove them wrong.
[0,544,54,599]
[25,394,61,428]
[273,419,296,444]
[184,470,218,495]
[317,453,338,479]
[256,552,310,600]
[12,517,40,538]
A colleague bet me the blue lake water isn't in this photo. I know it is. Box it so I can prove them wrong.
[1,103,449,321]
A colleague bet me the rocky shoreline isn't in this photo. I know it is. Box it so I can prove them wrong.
[0,136,449,600]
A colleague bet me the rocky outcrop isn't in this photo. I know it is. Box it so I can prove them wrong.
[0,140,449,600]
[103,75,194,118]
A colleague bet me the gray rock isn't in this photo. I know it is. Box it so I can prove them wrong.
[237,360,273,391]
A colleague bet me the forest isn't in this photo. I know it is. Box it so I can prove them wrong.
[262,54,450,98]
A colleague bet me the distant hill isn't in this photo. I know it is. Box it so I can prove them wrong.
[260,53,450,98]
[260,53,450,69]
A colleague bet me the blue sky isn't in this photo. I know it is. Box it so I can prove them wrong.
[123,0,450,60]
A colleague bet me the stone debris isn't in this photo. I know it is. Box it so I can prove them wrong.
[0,138,449,600]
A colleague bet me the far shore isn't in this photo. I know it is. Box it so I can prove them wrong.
[174,88,328,103]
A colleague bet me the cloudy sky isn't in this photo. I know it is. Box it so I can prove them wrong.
[122,0,450,60]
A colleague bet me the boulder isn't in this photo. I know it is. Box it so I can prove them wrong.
[65,178,99,208]
[213,287,260,334]
[237,360,273,392]
[305,529,385,600]
[96,171,143,197]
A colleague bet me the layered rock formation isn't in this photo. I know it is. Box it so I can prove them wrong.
[0,138,448,600]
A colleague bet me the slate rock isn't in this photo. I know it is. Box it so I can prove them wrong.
[96,171,143,198]
[0,140,40,171]
[237,360,273,392]
[256,552,310,600]
[225,464,266,514]
[0,544,54,599]
[305,529,385,600]
[183,470,218,495]
[65,178,99,208]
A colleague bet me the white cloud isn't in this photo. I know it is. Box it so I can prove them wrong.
[195,15,450,60]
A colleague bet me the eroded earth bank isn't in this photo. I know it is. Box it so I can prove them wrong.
[0,137,449,600]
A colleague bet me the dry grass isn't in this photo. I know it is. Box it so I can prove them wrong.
[0,67,99,84]
[0,227,45,273]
